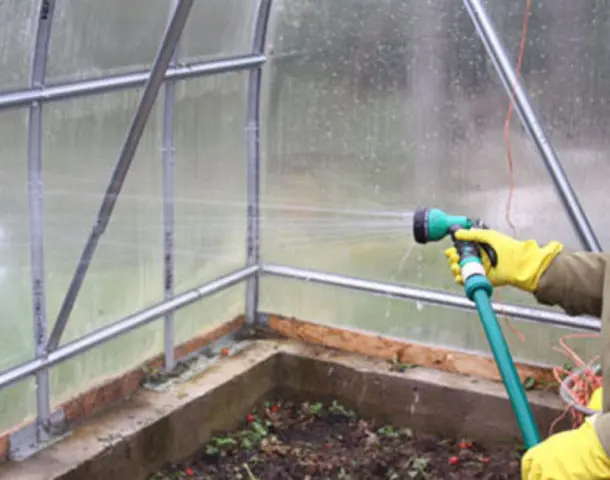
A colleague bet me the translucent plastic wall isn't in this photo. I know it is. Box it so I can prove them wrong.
[0,0,254,433]
[259,0,604,364]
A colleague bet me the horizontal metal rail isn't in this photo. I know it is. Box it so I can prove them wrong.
[261,264,601,332]
[0,266,257,390]
[0,54,265,110]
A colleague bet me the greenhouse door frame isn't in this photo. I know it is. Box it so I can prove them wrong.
[0,0,600,460]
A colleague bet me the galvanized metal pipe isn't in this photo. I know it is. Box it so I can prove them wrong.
[261,264,601,332]
[162,0,180,372]
[0,55,265,111]
[0,266,257,391]
[46,0,195,352]
[463,0,602,253]
[245,0,274,324]
[27,0,56,443]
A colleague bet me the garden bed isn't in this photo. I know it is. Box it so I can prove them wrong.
[0,338,565,480]
[152,398,521,479]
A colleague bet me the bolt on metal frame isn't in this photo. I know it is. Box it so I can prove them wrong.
[0,0,601,458]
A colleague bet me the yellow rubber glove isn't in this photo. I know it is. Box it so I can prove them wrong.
[521,417,610,479]
[444,228,563,292]
[589,387,603,412]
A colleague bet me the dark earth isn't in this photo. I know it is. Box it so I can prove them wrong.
[151,399,522,479]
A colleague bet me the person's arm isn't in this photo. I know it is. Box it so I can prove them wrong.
[534,252,607,317]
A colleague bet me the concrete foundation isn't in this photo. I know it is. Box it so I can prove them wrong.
[0,340,567,480]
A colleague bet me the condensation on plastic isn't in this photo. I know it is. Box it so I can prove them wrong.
[43,89,164,345]
[0,109,35,371]
[46,0,169,83]
[171,72,247,345]
[0,378,36,433]
[45,0,257,84]
[178,0,257,63]
[0,1,38,90]
[259,0,606,364]
[49,285,244,409]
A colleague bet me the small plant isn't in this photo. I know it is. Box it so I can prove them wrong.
[329,400,355,417]
[251,420,268,439]
[407,457,430,479]
[204,435,237,455]
[309,402,324,415]
[214,436,237,447]
[377,425,400,438]
[205,444,219,455]
[523,376,536,390]
[389,353,415,373]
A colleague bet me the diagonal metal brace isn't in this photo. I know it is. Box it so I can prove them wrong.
[46,0,195,352]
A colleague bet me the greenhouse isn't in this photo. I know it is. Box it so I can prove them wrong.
[0,0,607,478]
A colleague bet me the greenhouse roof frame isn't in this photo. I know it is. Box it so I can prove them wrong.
[0,0,602,460]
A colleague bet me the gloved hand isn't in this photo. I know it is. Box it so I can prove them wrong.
[521,417,610,479]
[444,228,563,292]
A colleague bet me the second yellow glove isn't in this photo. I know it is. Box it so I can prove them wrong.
[522,416,610,479]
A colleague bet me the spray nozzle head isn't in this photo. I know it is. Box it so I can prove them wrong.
[413,208,473,244]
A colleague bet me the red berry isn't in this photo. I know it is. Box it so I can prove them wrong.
[458,440,472,449]
[184,467,195,476]
[270,404,281,413]
[246,414,256,423]
[324,442,333,449]
[220,348,229,357]
[449,456,459,465]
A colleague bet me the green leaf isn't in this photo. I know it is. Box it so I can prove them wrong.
[523,377,536,390]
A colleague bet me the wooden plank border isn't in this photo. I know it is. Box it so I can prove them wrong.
[264,314,556,386]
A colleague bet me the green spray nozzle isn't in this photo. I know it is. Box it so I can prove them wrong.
[412,208,498,267]
[412,208,473,244]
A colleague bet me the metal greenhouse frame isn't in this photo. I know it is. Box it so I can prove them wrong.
[0,0,602,457]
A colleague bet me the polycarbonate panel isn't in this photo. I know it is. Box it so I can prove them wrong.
[0,1,38,90]
[171,72,248,341]
[43,89,163,344]
[0,109,34,370]
[259,276,601,367]
[484,0,610,250]
[174,284,245,346]
[50,283,244,407]
[46,0,169,83]
[0,378,36,433]
[260,0,602,360]
[172,73,247,291]
[179,0,257,63]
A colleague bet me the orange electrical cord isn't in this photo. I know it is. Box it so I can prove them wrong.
[501,0,601,432]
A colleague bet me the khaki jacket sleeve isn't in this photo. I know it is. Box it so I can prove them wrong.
[534,251,610,454]
[533,252,607,318]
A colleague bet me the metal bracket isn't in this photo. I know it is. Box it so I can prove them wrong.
[9,410,70,461]
[141,330,254,392]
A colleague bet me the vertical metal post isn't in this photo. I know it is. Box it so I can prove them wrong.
[28,0,55,443]
[246,0,273,324]
[46,0,195,352]
[463,0,602,252]
[162,0,180,371]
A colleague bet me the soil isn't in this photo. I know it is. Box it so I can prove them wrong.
[151,399,522,479]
